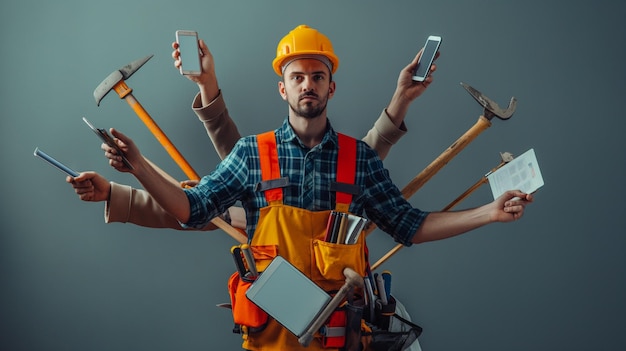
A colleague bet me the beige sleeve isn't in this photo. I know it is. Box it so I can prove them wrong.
[362,109,408,160]
[105,182,218,231]
[105,182,133,224]
[192,90,242,160]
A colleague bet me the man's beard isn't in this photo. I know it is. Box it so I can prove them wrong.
[288,91,328,119]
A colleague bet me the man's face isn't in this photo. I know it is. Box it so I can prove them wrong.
[279,58,335,119]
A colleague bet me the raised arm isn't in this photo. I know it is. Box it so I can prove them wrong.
[173,38,242,159]
[363,48,439,159]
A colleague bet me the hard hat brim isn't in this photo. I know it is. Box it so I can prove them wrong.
[273,51,339,76]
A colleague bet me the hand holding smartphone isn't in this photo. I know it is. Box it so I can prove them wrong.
[82,117,134,170]
[412,35,442,82]
[175,30,202,75]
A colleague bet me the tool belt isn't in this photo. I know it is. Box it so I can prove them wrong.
[226,231,423,351]
[226,209,368,350]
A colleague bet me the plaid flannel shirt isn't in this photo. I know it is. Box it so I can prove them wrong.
[183,118,428,246]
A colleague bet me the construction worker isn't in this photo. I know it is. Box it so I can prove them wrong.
[97,24,533,350]
[68,29,438,232]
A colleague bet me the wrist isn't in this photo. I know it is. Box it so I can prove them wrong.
[386,92,411,127]
[198,81,220,104]
[129,156,152,179]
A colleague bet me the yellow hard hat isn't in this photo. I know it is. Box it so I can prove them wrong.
[272,24,339,76]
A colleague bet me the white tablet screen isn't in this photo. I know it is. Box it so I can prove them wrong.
[246,256,331,336]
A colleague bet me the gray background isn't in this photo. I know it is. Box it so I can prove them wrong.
[1,1,624,350]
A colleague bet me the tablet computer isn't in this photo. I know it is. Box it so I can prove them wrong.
[245,255,331,337]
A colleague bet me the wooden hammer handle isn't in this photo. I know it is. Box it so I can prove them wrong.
[299,268,362,347]
[400,116,492,199]
[114,83,247,244]
[368,116,493,271]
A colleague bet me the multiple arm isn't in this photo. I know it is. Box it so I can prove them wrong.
[365,50,437,159]
[69,37,534,242]
[69,38,436,231]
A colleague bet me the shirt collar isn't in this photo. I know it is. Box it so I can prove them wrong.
[276,118,339,150]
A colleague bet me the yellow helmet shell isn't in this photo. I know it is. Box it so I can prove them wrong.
[272,24,339,76]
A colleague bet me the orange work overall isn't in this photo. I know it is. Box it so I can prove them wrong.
[232,131,368,351]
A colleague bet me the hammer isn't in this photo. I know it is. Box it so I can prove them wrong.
[399,82,516,200]
[94,55,199,179]
[93,55,247,244]
[298,267,363,347]
[365,82,517,238]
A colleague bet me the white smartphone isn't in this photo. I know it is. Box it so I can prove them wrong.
[412,35,442,82]
[175,30,202,75]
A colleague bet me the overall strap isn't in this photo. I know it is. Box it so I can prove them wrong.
[334,133,358,213]
[257,131,284,204]
[256,131,359,210]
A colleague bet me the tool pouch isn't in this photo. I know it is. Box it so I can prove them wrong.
[227,272,268,332]
[343,300,365,351]
[364,312,422,351]
[361,296,422,351]
[374,295,397,331]
[312,238,367,284]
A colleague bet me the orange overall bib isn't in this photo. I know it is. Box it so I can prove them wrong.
[233,131,368,351]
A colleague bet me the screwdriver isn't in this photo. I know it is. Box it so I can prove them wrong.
[241,244,258,278]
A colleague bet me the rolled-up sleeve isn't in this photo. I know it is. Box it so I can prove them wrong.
[192,91,242,160]
[182,139,250,229]
[358,147,428,247]
[361,109,407,160]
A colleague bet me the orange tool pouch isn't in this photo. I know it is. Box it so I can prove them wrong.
[227,272,268,332]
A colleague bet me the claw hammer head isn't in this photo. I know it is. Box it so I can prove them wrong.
[461,82,517,120]
[93,54,154,106]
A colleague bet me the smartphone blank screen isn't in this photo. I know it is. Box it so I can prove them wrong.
[178,33,201,74]
[413,37,440,80]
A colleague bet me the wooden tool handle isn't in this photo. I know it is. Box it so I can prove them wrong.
[114,83,246,243]
[368,116,493,271]
[299,268,362,347]
[401,116,491,199]
[121,92,200,180]
[364,116,492,237]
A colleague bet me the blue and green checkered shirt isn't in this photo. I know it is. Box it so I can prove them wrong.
[183,119,428,246]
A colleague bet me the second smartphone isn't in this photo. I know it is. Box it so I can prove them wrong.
[176,30,202,75]
[412,35,442,82]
